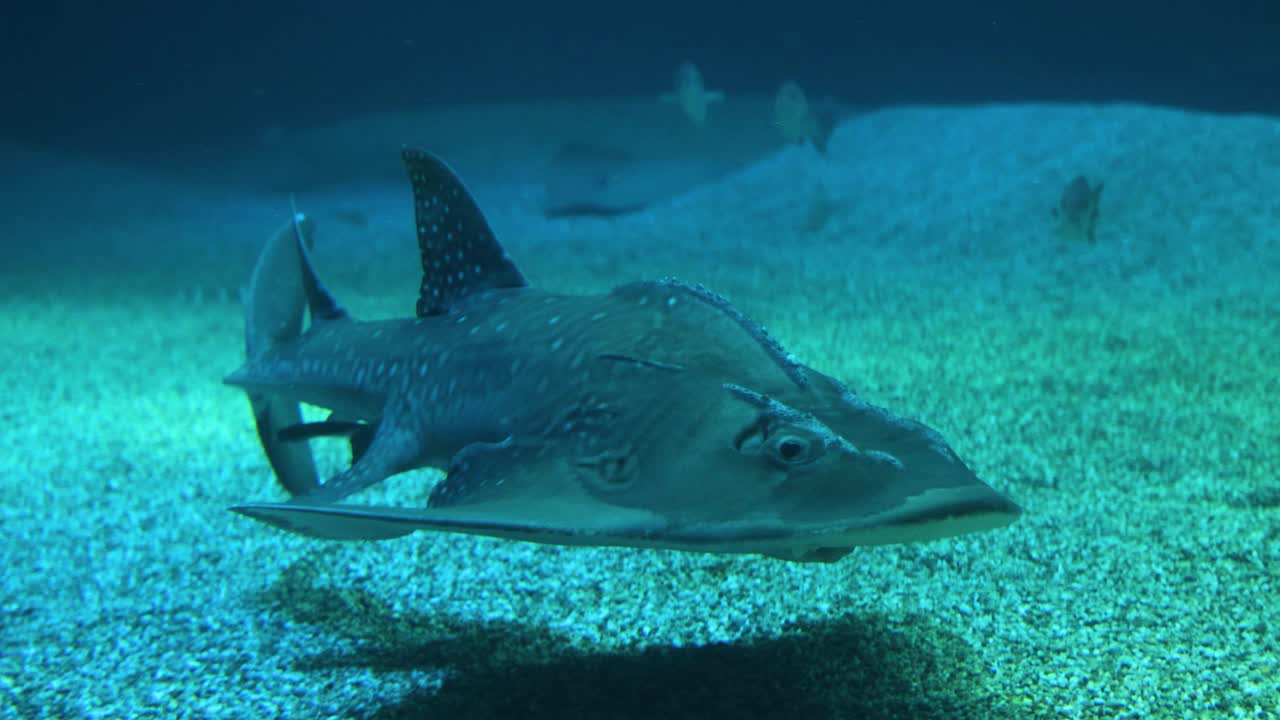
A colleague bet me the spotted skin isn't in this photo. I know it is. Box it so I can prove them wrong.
[404,148,525,316]
[224,148,1020,562]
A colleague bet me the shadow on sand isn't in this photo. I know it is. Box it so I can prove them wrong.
[263,554,1018,720]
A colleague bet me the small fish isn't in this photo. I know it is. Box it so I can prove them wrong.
[773,80,837,154]
[659,61,725,128]
[1054,175,1104,243]
[225,148,1020,562]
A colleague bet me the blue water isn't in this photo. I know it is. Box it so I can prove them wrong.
[2,5,1279,719]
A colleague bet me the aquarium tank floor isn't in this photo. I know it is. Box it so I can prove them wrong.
[1,100,1277,719]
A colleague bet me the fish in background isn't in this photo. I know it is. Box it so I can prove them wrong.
[1054,175,1104,243]
[661,61,726,128]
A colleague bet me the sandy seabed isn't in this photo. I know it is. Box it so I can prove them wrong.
[1,98,1278,719]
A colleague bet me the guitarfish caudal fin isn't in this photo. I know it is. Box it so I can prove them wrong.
[241,211,323,496]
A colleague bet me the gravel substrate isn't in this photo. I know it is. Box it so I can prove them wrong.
[2,101,1277,719]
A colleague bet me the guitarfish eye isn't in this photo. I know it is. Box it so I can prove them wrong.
[777,437,807,461]
[769,432,821,465]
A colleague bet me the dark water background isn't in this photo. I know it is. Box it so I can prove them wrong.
[4,0,1278,159]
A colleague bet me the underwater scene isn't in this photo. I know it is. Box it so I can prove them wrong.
[2,5,1278,719]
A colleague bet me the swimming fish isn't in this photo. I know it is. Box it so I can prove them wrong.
[225,148,1019,562]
